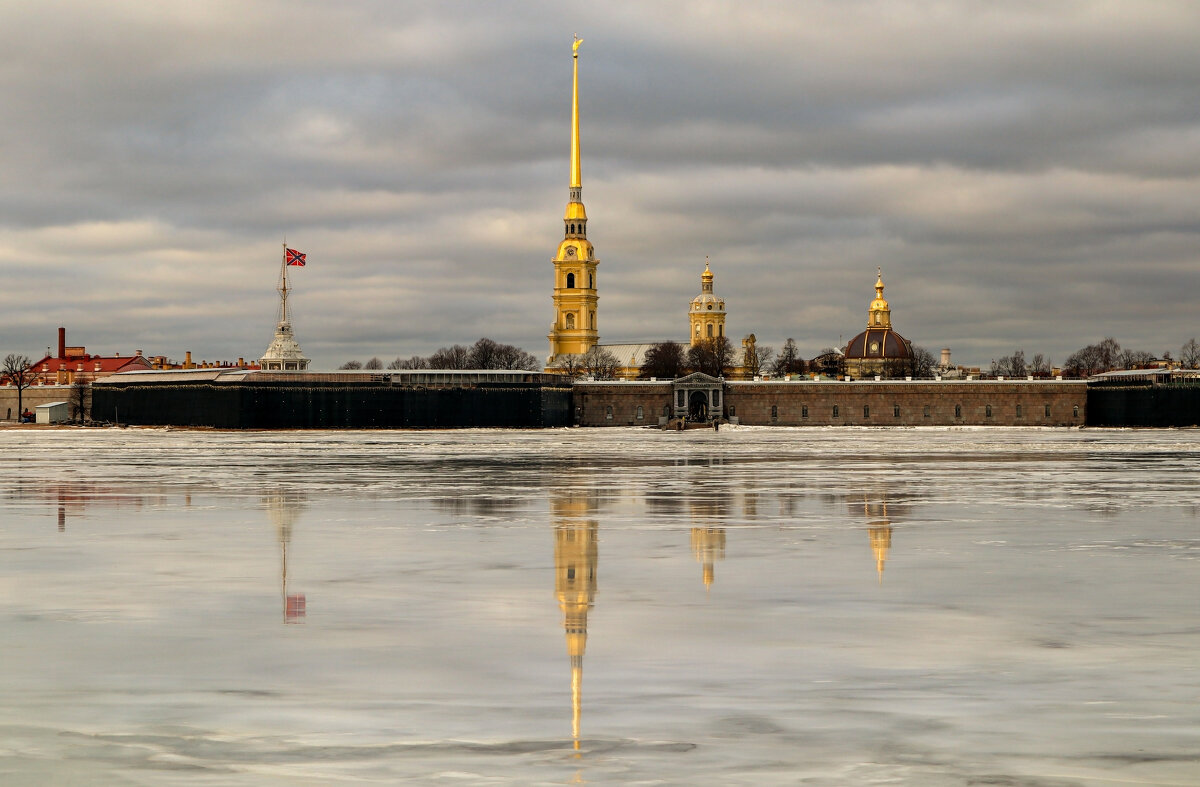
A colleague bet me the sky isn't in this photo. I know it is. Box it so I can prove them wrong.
[2,1,1199,369]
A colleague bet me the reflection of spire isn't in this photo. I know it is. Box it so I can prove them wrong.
[553,489,598,752]
[689,500,726,592]
[265,489,307,623]
[863,498,893,584]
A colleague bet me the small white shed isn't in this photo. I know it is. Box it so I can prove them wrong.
[36,401,69,424]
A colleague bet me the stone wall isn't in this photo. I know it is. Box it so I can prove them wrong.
[574,382,672,426]
[0,385,76,421]
[576,380,1087,427]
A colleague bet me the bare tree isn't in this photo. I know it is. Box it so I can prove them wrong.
[339,360,363,370]
[1118,349,1155,369]
[69,377,90,423]
[580,346,621,379]
[912,345,936,379]
[552,353,586,379]
[1180,338,1200,369]
[389,355,428,370]
[1030,353,1051,376]
[687,337,734,378]
[427,345,471,369]
[639,341,686,379]
[363,357,384,370]
[2,354,33,421]
[771,339,805,376]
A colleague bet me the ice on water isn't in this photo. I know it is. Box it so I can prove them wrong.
[0,427,1197,785]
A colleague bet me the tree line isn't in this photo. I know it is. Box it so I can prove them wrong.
[339,337,540,372]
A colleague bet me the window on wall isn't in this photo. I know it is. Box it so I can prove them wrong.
[677,391,685,407]
[636,406,643,420]
[986,404,993,417]
[875,314,881,325]
[955,404,962,418]
[605,405,613,420]
[663,405,671,417]
[566,273,575,288]
[719,324,724,336]
[707,324,713,338]
[589,274,593,288]
[1073,405,1079,418]
[695,325,701,336]
[833,405,840,418]
[894,404,900,418]
[771,405,778,419]
[712,390,720,406]
[923,405,930,418]
[589,311,595,328]
[801,405,808,418]
[1016,404,1022,417]
[1045,404,1051,417]
[729,405,735,417]
[565,313,575,329]
[864,405,870,418]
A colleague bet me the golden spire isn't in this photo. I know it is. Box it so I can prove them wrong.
[570,35,583,191]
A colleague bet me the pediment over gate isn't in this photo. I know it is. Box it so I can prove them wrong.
[672,372,723,390]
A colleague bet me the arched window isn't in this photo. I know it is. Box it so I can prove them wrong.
[864,405,870,418]
[695,324,701,336]
[566,273,575,288]
[771,405,778,419]
[565,313,575,329]
[588,274,593,288]
[707,324,714,338]
[718,324,724,337]
[1073,405,1079,418]
[986,404,993,417]
[636,406,643,420]
[875,313,882,325]
[589,311,595,328]
[955,404,962,418]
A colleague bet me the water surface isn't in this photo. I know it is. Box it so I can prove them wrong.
[1,427,1197,785]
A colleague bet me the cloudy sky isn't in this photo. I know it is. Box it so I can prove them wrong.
[2,1,1198,369]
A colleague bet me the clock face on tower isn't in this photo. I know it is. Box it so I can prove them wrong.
[869,341,880,354]
[565,246,576,257]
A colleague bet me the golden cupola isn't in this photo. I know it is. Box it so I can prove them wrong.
[689,257,726,346]
[547,36,600,367]
[868,267,891,328]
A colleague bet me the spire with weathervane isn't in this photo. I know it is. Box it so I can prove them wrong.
[547,35,600,368]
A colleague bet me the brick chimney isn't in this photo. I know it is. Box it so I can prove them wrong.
[58,327,66,359]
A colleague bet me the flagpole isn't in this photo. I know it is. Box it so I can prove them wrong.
[280,241,289,325]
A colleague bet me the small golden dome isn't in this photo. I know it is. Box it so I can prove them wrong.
[564,201,588,220]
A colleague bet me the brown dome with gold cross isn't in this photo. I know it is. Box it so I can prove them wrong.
[844,269,914,377]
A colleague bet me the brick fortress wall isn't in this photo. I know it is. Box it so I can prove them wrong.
[576,380,1087,427]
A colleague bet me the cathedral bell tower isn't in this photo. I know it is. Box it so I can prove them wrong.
[547,36,599,366]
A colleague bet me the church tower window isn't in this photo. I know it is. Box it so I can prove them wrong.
[567,273,575,289]
[565,313,575,329]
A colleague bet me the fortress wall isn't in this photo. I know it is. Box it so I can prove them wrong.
[576,381,1087,427]
[574,382,672,426]
[725,381,1086,426]
[0,386,76,421]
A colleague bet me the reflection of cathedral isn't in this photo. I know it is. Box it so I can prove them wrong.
[552,488,598,750]
[859,494,894,583]
[688,500,726,590]
[264,489,307,622]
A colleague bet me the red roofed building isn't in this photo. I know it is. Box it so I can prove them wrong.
[26,327,153,386]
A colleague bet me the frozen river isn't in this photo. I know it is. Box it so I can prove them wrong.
[0,426,1197,785]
